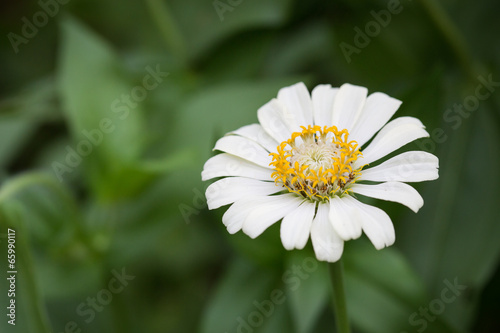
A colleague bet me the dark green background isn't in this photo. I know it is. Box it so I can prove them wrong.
[0,0,499,332]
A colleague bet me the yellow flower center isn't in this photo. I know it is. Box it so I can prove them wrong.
[270,125,363,201]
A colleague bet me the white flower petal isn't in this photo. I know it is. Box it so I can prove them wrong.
[349,92,402,147]
[206,177,282,210]
[311,84,339,127]
[311,203,344,262]
[222,196,262,234]
[214,136,272,168]
[277,82,313,127]
[351,182,424,213]
[280,200,316,250]
[360,151,439,182]
[242,194,304,239]
[229,123,278,152]
[202,153,272,181]
[344,196,395,250]
[257,98,294,143]
[329,196,363,241]
[355,117,429,167]
[332,83,368,131]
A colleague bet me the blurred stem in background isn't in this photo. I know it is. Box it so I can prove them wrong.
[0,173,99,261]
[329,259,350,333]
[420,0,476,81]
[0,173,100,332]
[419,0,500,294]
[17,219,52,333]
[1,207,52,333]
[145,0,188,69]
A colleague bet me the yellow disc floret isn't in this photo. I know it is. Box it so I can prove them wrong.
[270,125,363,201]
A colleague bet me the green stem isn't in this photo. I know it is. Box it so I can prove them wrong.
[419,0,476,81]
[145,0,187,67]
[329,260,351,333]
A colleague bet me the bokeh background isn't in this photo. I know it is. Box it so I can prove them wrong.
[1,0,499,332]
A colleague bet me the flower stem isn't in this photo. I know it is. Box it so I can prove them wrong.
[329,259,351,333]
[419,0,476,81]
[145,0,187,68]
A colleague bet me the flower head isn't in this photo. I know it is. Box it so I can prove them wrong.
[202,82,439,262]
[269,125,363,200]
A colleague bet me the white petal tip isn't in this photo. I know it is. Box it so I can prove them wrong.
[226,225,241,234]
[313,250,343,263]
[206,200,219,210]
[242,225,260,239]
[382,240,395,249]
[410,200,424,213]
[201,171,210,181]
[322,256,342,263]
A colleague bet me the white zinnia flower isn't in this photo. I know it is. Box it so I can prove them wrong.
[202,82,439,262]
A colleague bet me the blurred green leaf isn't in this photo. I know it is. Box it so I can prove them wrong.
[399,93,500,331]
[199,257,280,333]
[330,1,436,86]
[0,172,102,298]
[0,77,59,169]
[59,15,145,160]
[0,115,33,169]
[0,172,79,243]
[201,31,274,80]
[58,15,146,200]
[172,78,307,178]
[226,223,288,267]
[258,302,293,333]
[167,0,293,60]
[262,22,335,78]
[343,239,453,333]
[58,16,192,201]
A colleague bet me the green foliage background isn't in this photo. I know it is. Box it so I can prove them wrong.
[0,0,499,332]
